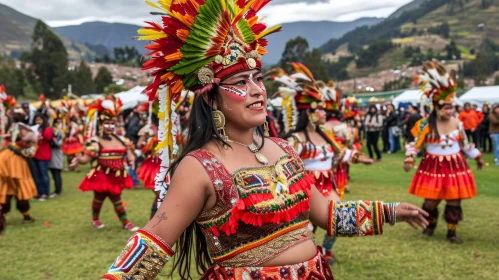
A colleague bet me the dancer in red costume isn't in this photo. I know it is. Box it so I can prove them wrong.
[71,97,139,232]
[404,60,483,244]
[101,0,428,278]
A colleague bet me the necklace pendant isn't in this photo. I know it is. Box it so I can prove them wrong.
[255,152,268,165]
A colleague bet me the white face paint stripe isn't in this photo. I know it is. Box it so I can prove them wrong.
[219,85,248,97]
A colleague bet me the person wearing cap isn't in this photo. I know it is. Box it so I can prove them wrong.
[404,60,484,244]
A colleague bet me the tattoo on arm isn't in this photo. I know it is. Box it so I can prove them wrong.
[153,212,168,228]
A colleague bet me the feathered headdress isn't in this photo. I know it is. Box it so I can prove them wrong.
[290,62,323,110]
[266,63,325,133]
[85,96,123,139]
[318,80,341,111]
[417,60,457,109]
[138,0,281,205]
[343,96,359,119]
[0,85,16,110]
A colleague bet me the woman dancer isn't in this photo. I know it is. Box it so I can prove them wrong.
[71,97,139,231]
[101,1,428,279]
[0,123,38,225]
[404,60,483,244]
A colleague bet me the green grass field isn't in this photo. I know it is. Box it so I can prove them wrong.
[1,152,498,280]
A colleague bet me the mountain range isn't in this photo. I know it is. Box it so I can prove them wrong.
[53,18,383,65]
[0,2,382,65]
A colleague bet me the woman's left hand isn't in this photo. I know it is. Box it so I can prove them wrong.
[396,203,429,229]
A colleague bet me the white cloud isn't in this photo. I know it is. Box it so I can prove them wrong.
[0,0,414,27]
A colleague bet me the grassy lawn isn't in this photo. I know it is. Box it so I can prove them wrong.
[1,152,498,279]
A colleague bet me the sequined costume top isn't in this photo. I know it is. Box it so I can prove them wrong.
[189,138,315,267]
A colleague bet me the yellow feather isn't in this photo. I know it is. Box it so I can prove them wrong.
[137,34,169,41]
[146,0,169,14]
[255,25,282,40]
[220,0,227,12]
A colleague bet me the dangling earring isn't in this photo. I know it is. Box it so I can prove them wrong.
[212,110,228,147]
[263,121,270,137]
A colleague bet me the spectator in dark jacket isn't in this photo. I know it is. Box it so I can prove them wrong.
[404,104,423,143]
[385,104,401,153]
[32,114,53,201]
[125,110,141,146]
[365,105,384,161]
[478,104,491,153]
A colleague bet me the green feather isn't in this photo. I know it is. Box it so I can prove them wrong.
[236,19,255,42]
[171,57,216,75]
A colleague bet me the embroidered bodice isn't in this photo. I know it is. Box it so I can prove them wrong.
[188,138,315,267]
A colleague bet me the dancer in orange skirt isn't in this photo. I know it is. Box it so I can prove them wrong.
[71,97,139,232]
[404,60,483,244]
[0,123,38,225]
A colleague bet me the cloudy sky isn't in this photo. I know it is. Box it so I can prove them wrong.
[1,0,413,27]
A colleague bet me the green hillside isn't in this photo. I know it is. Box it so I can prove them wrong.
[0,3,95,61]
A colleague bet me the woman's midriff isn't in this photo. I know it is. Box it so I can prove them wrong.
[258,239,317,266]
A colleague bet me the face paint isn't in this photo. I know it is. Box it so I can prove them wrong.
[219,84,248,100]
[220,72,266,101]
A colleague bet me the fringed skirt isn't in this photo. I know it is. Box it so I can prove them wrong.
[201,250,334,280]
[62,137,83,155]
[409,152,476,200]
[0,148,37,203]
[137,156,161,190]
[78,166,134,195]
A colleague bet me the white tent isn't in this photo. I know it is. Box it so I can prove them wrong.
[393,89,464,108]
[392,89,425,108]
[460,86,499,107]
[115,86,148,110]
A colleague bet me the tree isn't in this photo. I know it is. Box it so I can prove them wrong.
[303,49,329,81]
[72,60,95,95]
[94,67,113,93]
[445,41,461,60]
[25,20,68,99]
[0,57,27,97]
[104,84,129,94]
[280,37,309,73]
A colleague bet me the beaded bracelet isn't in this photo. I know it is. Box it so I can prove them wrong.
[382,202,399,226]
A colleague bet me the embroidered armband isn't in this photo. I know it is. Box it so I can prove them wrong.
[327,201,398,237]
[102,229,174,280]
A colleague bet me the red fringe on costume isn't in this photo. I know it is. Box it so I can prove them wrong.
[209,174,314,237]
[78,167,133,195]
[310,170,336,198]
[334,163,348,200]
[409,152,476,200]
[62,137,83,155]
[137,156,161,190]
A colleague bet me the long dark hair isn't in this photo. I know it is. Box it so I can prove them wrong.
[168,85,265,279]
[285,109,333,157]
[428,104,444,140]
[34,113,49,130]
[367,104,379,123]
